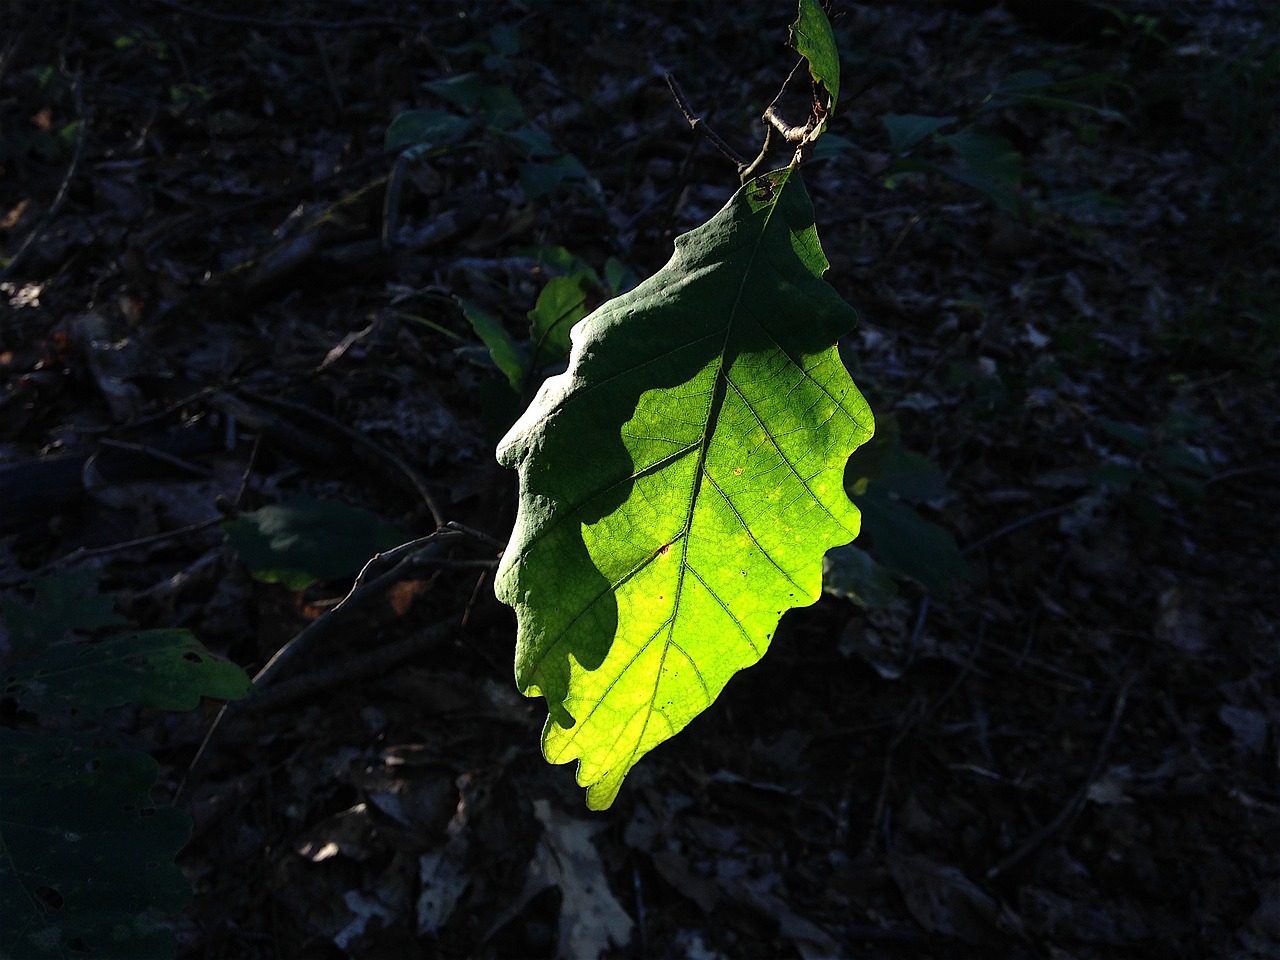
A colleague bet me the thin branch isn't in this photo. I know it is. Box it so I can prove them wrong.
[664,73,747,170]
[444,520,508,552]
[962,502,1077,556]
[239,623,450,714]
[738,123,775,183]
[9,516,225,585]
[763,105,811,142]
[234,386,445,530]
[176,530,467,804]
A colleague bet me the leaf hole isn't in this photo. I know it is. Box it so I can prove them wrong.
[85,758,101,772]
[139,806,157,817]
[183,651,203,663]
[34,885,64,911]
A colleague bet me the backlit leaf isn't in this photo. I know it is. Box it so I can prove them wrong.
[496,167,873,809]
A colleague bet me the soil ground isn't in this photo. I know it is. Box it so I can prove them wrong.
[2,1,1278,957]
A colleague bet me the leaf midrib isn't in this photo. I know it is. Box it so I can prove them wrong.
[627,184,790,768]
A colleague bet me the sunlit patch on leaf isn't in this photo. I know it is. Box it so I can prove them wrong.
[496,168,872,809]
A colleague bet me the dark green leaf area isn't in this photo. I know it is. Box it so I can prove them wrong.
[791,0,841,114]
[528,273,591,367]
[496,168,873,809]
[855,490,966,600]
[0,571,129,657]
[844,415,966,599]
[222,495,405,590]
[6,629,252,717]
[823,544,899,610]
[882,113,957,155]
[0,729,190,960]
[383,107,469,153]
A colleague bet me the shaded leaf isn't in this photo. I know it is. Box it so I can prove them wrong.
[528,273,591,367]
[882,113,956,154]
[223,495,405,590]
[942,125,1024,185]
[0,729,191,960]
[384,108,469,153]
[853,490,967,599]
[496,167,873,809]
[424,72,524,129]
[1,571,129,658]
[459,298,529,388]
[519,154,590,199]
[6,628,252,716]
[822,544,899,609]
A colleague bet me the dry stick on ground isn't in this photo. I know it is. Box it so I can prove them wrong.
[8,430,258,587]
[240,622,452,715]
[176,524,498,803]
[13,517,226,586]
[231,386,445,530]
[986,673,1136,879]
[904,500,1080,664]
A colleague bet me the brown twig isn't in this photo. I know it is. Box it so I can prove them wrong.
[234,386,445,530]
[664,73,747,171]
[10,516,226,586]
[176,529,467,803]
[238,623,450,714]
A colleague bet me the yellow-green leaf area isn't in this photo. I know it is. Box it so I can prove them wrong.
[496,167,873,809]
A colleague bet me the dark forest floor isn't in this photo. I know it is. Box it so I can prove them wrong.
[2,1,1278,957]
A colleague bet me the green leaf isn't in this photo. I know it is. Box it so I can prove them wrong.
[0,729,191,960]
[6,628,252,717]
[791,0,840,118]
[384,108,468,153]
[847,417,950,504]
[941,125,1024,185]
[459,298,529,388]
[852,490,966,599]
[424,73,525,129]
[882,113,957,155]
[496,168,873,809]
[528,273,591,367]
[518,154,590,200]
[982,70,1128,124]
[222,495,405,590]
[823,544,899,609]
[604,256,640,296]
[1,571,129,657]
[502,124,560,159]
